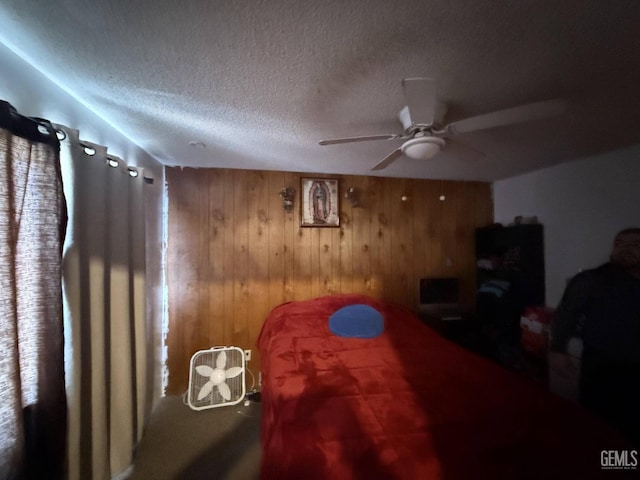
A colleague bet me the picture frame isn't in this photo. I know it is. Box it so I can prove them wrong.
[300,177,340,227]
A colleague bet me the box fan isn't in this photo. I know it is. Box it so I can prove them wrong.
[187,346,246,410]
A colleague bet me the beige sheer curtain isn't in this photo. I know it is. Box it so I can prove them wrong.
[60,127,149,480]
[0,102,66,479]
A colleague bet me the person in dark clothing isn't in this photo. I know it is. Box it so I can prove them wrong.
[549,228,640,445]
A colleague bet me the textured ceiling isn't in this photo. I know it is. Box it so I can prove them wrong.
[1,0,639,180]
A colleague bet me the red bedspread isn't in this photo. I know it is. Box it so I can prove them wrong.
[258,294,632,479]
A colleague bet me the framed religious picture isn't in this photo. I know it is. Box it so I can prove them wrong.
[300,177,340,227]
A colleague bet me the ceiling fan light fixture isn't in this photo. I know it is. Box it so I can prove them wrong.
[402,136,445,160]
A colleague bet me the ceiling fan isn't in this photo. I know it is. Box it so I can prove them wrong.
[318,78,567,171]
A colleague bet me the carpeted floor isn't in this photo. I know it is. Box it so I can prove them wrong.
[125,395,262,480]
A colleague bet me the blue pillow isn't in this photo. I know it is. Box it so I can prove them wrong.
[328,304,384,338]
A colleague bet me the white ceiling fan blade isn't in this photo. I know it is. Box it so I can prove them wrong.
[216,350,227,369]
[319,134,401,145]
[402,77,437,126]
[445,137,486,158]
[197,380,215,401]
[447,98,567,134]
[218,382,231,401]
[371,148,403,171]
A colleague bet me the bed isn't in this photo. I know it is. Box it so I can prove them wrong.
[257,294,633,479]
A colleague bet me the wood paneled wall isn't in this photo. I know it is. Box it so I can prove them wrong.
[166,167,492,393]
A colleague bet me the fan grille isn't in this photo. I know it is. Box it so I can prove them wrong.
[187,347,246,410]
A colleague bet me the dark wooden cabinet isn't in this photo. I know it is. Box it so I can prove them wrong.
[476,224,545,306]
[474,224,545,360]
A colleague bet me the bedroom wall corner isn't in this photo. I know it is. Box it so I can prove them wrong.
[493,145,640,307]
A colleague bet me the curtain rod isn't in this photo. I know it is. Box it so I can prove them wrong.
[0,100,60,148]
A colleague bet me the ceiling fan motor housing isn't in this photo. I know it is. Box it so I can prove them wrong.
[398,101,448,132]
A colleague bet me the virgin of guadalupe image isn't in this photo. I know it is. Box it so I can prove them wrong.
[309,181,331,224]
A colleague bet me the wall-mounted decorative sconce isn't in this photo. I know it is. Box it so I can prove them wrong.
[344,186,360,207]
[280,187,296,212]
